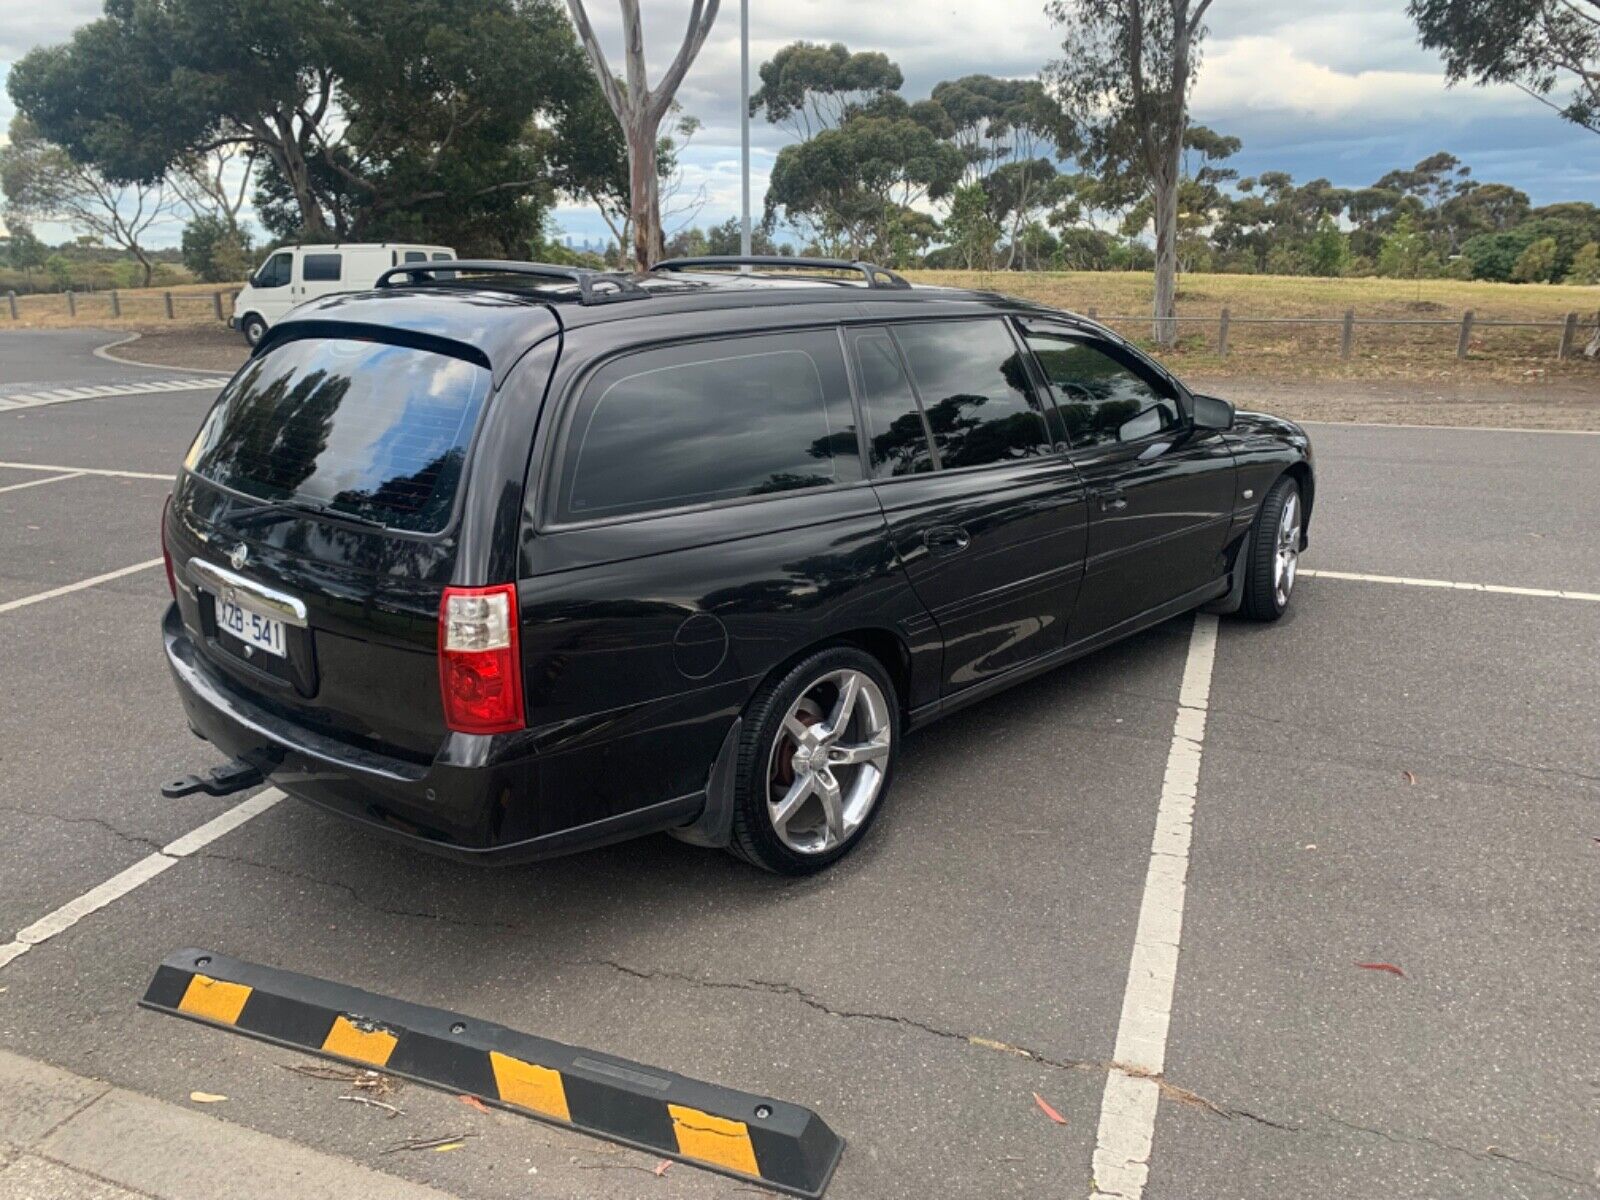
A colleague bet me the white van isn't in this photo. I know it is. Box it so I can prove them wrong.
[231,243,456,345]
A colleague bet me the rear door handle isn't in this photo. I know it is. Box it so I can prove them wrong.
[1095,486,1128,512]
[923,525,971,555]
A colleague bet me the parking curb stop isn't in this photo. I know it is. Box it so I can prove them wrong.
[140,948,844,1197]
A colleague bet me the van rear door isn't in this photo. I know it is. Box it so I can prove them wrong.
[170,332,509,761]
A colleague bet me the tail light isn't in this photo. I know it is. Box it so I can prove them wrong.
[161,495,178,600]
[438,584,524,734]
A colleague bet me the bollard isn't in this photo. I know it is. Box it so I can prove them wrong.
[1456,310,1474,360]
[1558,312,1578,360]
[66,290,77,317]
[6,291,16,320]
[111,290,122,318]
[1217,307,1230,358]
[164,291,175,319]
[212,291,224,319]
[1340,309,1354,361]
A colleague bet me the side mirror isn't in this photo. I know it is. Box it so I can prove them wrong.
[1192,394,1235,431]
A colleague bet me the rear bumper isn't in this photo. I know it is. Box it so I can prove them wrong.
[162,604,701,864]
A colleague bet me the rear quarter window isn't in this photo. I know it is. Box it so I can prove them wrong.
[302,253,342,282]
[184,337,492,533]
[552,330,863,524]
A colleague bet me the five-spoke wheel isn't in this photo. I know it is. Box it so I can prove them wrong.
[1243,474,1303,621]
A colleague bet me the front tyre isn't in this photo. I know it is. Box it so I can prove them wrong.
[241,313,267,347]
[729,647,899,875]
[1241,475,1302,621]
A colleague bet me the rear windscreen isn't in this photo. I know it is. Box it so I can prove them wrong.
[184,337,491,533]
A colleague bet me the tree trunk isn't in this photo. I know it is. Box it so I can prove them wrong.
[1151,140,1181,348]
[133,246,154,288]
[628,121,661,269]
[261,116,329,239]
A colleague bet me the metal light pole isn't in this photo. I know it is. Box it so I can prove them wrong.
[739,0,752,258]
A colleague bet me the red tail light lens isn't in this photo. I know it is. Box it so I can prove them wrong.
[161,495,177,600]
[438,583,524,734]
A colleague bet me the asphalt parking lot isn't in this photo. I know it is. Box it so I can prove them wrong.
[1,327,1596,1199]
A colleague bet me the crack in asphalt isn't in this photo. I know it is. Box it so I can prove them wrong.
[172,849,1594,1191]
[0,804,165,853]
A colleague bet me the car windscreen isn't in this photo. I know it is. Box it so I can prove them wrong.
[184,337,492,534]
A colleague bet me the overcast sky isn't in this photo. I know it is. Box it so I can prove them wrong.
[2,0,1596,248]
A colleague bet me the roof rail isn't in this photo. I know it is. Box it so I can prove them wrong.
[652,255,911,290]
[374,259,649,305]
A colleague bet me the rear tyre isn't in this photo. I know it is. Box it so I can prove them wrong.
[241,313,267,347]
[728,647,899,875]
[1240,475,1302,621]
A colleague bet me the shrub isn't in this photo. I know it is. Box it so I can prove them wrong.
[1510,236,1560,283]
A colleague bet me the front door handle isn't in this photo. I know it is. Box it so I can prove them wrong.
[923,524,971,555]
[1095,486,1128,513]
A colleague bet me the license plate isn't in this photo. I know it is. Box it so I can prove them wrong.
[215,594,287,658]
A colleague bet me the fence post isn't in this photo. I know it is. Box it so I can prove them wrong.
[111,290,122,318]
[1558,311,1579,360]
[1217,307,1230,358]
[6,291,16,320]
[212,291,224,320]
[1086,306,1097,321]
[164,290,175,319]
[1456,310,1474,360]
[66,290,77,318]
[1340,309,1355,361]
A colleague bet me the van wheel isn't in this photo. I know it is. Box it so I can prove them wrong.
[1240,475,1302,621]
[729,647,899,875]
[241,314,267,346]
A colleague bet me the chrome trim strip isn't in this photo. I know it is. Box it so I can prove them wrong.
[186,559,308,627]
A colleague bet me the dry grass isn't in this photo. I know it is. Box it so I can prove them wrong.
[907,270,1600,383]
[4,281,242,330]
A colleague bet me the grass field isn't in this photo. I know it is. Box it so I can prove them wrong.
[909,270,1600,383]
[7,271,1599,385]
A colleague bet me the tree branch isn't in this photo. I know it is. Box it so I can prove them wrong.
[565,0,630,120]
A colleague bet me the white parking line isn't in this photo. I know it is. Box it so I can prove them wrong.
[1299,419,1600,436]
[0,461,171,482]
[0,471,84,494]
[0,560,166,615]
[0,376,229,412]
[0,790,283,971]
[1090,613,1218,1200]
[1300,568,1600,603]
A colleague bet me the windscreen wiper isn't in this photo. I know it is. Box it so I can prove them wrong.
[222,500,386,531]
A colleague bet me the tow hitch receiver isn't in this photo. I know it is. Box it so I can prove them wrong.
[160,759,264,800]
[142,948,845,1197]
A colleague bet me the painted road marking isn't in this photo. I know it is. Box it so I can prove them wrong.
[0,471,84,494]
[1090,614,1218,1200]
[0,376,228,412]
[1301,568,1600,603]
[0,790,282,972]
[0,461,171,482]
[0,560,166,615]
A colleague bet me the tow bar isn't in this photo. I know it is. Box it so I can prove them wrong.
[160,759,264,800]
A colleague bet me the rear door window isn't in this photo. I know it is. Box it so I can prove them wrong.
[892,319,1051,469]
[846,327,934,477]
[553,330,862,523]
[302,253,342,282]
[403,251,428,263]
[184,337,492,533]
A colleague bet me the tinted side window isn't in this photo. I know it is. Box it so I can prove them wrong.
[555,331,863,523]
[302,253,342,282]
[1023,331,1181,447]
[893,319,1050,469]
[404,251,428,263]
[847,328,934,478]
[431,252,453,261]
[254,252,291,288]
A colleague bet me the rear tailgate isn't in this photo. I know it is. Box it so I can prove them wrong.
[168,332,505,762]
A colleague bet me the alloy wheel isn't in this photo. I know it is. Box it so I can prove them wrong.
[766,669,892,855]
[1274,491,1301,608]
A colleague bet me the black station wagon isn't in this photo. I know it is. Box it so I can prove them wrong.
[161,256,1314,875]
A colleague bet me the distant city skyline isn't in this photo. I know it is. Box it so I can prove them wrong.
[3,0,1595,250]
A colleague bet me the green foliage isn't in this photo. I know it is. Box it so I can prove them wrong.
[1462,228,1539,281]
[181,215,253,283]
[1565,241,1600,285]
[1306,216,1348,277]
[1378,213,1429,279]
[941,183,1002,270]
[749,42,903,137]
[1510,236,1560,283]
